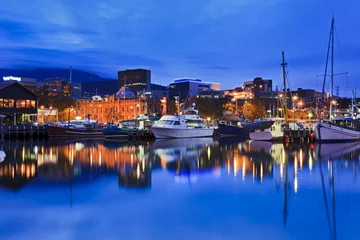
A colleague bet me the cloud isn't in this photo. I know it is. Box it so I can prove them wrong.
[0,0,359,95]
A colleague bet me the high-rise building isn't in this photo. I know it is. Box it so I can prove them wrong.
[118,69,151,94]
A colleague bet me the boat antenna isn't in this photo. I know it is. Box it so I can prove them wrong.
[181,91,190,114]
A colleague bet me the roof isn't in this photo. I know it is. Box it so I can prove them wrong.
[0,81,15,90]
[0,81,37,98]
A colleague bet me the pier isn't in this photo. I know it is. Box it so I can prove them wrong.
[0,125,48,140]
[283,128,315,143]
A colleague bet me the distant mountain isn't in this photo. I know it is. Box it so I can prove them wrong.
[0,68,115,82]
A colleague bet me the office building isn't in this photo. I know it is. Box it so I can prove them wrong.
[118,69,151,94]
[169,78,220,99]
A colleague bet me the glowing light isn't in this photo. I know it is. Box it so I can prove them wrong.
[294,176,298,193]
[242,159,246,181]
[3,76,21,81]
[299,149,303,170]
[280,163,284,179]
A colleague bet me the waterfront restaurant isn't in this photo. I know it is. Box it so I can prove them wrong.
[0,81,38,125]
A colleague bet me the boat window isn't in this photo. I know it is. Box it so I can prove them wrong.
[174,121,180,125]
[165,120,174,125]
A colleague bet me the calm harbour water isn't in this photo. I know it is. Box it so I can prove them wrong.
[0,137,360,240]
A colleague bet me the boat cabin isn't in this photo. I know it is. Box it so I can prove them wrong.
[330,117,360,130]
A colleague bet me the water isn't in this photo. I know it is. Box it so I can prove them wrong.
[0,138,360,240]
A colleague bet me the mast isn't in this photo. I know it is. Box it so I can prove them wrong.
[281,51,289,122]
[69,66,72,83]
[330,18,335,118]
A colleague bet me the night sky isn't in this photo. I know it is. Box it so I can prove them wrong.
[0,0,358,96]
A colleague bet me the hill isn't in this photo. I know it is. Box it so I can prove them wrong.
[0,68,113,82]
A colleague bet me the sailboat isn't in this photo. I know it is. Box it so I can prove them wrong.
[314,18,360,142]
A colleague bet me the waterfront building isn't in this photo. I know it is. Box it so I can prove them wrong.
[118,69,151,94]
[2,76,37,93]
[76,93,144,123]
[0,81,38,125]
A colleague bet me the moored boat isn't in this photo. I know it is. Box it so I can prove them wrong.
[150,104,214,139]
[47,120,103,138]
[314,117,360,142]
[250,119,284,141]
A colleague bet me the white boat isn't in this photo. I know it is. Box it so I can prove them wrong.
[250,119,284,141]
[0,150,6,163]
[314,116,360,142]
[150,104,214,139]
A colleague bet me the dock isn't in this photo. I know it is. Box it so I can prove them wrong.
[283,128,315,143]
[0,125,48,140]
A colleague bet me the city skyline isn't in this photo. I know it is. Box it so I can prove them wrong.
[1,0,359,96]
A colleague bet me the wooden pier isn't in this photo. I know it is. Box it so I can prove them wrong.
[283,128,315,143]
[0,125,48,140]
[127,129,154,141]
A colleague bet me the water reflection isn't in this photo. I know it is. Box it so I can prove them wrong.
[1,138,360,239]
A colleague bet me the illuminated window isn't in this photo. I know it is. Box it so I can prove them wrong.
[0,98,3,108]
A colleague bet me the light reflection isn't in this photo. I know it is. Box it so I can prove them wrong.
[0,140,359,194]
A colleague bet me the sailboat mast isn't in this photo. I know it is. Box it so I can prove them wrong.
[281,51,288,122]
[330,18,335,118]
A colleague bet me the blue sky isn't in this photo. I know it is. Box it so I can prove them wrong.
[0,0,358,96]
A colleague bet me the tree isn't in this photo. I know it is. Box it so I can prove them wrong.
[242,99,266,121]
[187,97,227,119]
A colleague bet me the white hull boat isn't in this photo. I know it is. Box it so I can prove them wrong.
[151,127,213,139]
[315,119,360,142]
[250,119,284,141]
[150,103,214,139]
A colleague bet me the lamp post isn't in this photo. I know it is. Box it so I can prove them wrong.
[292,96,298,125]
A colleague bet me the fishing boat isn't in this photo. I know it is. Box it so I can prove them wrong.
[217,112,274,136]
[250,119,285,141]
[47,116,103,138]
[314,18,360,142]
[150,103,214,139]
[103,115,160,140]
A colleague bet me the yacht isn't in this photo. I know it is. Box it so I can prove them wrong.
[150,104,214,139]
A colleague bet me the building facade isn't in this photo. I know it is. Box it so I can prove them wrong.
[118,69,151,94]
[76,95,145,123]
[0,81,38,125]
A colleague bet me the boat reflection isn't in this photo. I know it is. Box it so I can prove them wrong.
[0,139,359,191]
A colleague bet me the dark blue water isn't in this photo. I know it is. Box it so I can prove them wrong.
[0,138,360,240]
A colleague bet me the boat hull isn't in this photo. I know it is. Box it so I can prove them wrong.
[314,121,360,142]
[47,125,103,138]
[242,120,275,131]
[150,127,214,139]
[217,123,249,136]
[103,127,129,140]
[249,131,283,141]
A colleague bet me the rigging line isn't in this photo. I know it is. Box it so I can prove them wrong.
[334,25,350,92]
